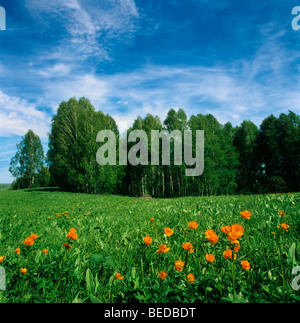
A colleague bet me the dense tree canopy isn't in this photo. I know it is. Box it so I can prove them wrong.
[12,97,299,196]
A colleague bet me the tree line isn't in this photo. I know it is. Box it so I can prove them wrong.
[9,97,300,197]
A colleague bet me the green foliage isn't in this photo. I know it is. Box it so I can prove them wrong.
[9,130,45,189]
[0,188,299,303]
[47,97,124,194]
[45,99,300,196]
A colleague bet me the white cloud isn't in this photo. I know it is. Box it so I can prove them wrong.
[0,91,51,139]
[36,63,71,78]
[24,0,140,59]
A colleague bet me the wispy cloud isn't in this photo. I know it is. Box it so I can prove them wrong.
[24,0,140,59]
[0,90,50,139]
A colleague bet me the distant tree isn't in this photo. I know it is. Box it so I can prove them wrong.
[256,111,300,193]
[9,130,45,189]
[48,97,123,193]
[233,120,259,194]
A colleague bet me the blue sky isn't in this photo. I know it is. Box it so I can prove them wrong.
[0,0,300,183]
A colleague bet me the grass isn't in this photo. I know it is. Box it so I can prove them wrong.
[0,187,299,303]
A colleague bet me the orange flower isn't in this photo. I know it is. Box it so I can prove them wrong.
[156,244,170,254]
[182,242,194,253]
[278,210,285,216]
[163,227,174,237]
[151,217,154,222]
[221,226,232,234]
[224,249,237,260]
[227,224,244,242]
[205,229,219,245]
[0,256,4,263]
[143,235,152,246]
[24,237,35,246]
[186,273,195,284]
[158,271,168,280]
[205,254,215,262]
[232,240,241,252]
[278,223,289,231]
[30,234,38,240]
[241,260,251,270]
[63,243,72,250]
[174,260,184,272]
[15,248,21,255]
[188,221,198,230]
[115,273,124,280]
[67,232,78,240]
[20,268,27,275]
[240,210,252,219]
[42,249,49,254]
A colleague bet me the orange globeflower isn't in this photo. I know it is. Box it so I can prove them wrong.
[205,254,215,262]
[42,249,49,254]
[278,210,285,216]
[163,227,174,237]
[20,268,27,275]
[224,249,237,260]
[0,256,4,263]
[241,260,251,270]
[278,223,289,231]
[156,244,170,254]
[188,221,198,230]
[240,210,252,219]
[143,235,152,246]
[67,232,78,240]
[186,273,195,284]
[174,260,184,272]
[182,242,194,253]
[15,248,21,255]
[30,234,38,240]
[63,243,72,250]
[221,226,232,234]
[115,273,124,280]
[150,217,154,222]
[205,229,219,245]
[158,271,168,280]
[24,237,35,246]
[232,240,241,252]
[227,224,244,242]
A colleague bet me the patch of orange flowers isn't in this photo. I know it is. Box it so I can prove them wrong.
[278,223,289,231]
[227,224,244,242]
[182,242,194,253]
[143,235,152,246]
[240,210,252,219]
[188,221,198,230]
[156,244,170,254]
[174,260,184,272]
[224,249,237,260]
[186,273,195,284]
[158,270,168,280]
[115,273,124,280]
[163,227,174,237]
[66,228,78,240]
[20,268,27,275]
[205,254,215,262]
[241,260,251,270]
[24,237,35,247]
[205,229,219,245]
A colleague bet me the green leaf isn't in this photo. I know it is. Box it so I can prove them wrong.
[287,242,297,267]
[85,269,95,294]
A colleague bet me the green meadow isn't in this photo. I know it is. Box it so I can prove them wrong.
[0,188,299,303]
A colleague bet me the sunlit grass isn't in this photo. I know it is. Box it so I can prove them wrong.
[0,188,299,303]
